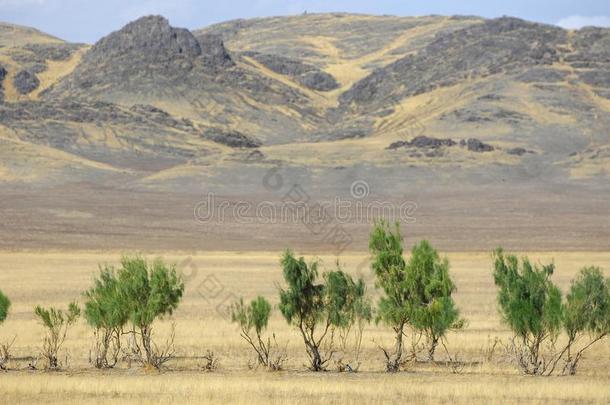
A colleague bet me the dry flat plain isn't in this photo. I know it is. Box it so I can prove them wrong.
[0,251,609,404]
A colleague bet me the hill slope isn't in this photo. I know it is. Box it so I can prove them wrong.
[0,13,608,251]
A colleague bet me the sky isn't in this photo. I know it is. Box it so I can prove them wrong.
[1,0,609,44]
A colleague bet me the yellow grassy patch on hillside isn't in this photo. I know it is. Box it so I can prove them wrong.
[30,46,88,99]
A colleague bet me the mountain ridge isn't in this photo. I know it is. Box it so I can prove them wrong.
[0,13,608,251]
[0,13,608,185]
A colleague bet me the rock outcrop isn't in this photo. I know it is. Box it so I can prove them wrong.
[388,136,456,150]
[245,52,339,91]
[198,33,234,68]
[465,138,494,152]
[14,70,40,94]
[87,15,202,64]
[49,15,235,97]
[0,66,6,102]
[203,128,262,148]
[340,17,566,109]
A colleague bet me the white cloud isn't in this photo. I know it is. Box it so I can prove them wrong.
[556,15,610,29]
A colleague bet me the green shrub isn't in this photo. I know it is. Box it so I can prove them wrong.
[34,302,80,369]
[492,248,563,375]
[83,266,127,368]
[231,296,286,370]
[369,220,409,371]
[117,255,184,369]
[278,250,368,371]
[407,241,464,361]
[325,265,372,370]
[0,290,10,324]
[561,266,610,374]
[370,221,464,370]
[0,290,11,370]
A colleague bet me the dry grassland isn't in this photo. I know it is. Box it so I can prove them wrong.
[0,251,609,403]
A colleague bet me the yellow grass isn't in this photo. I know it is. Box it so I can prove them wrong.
[0,251,609,403]
[30,47,88,100]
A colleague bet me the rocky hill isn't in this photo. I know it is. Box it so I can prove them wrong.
[0,14,608,251]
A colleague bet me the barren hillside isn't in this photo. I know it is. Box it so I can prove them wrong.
[0,14,608,251]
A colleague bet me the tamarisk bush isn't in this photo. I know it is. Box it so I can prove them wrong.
[0,290,11,370]
[407,241,464,361]
[560,266,609,375]
[83,266,127,368]
[231,296,286,370]
[493,249,610,375]
[0,290,9,325]
[117,256,184,369]
[492,248,564,375]
[278,250,368,371]
[370,221,463,371]
[325,265,372,371]
[369,220,409,372]
[34,302,80,369]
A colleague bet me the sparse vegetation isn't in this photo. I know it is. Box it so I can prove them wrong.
[369,220,410,372]
[492,248,563,375]
[117,256,184,369]
[0,290,9,325]
[278,250,368,371]
[325,263,372,371]
[370,221,464,371]
[493,249,610,375]
[0,290,11,370]
[231,296,286,370]
[560,266,609,375]
[83,266,127,368]
[0,251,609,403]
[201,350,220,372]
[406,240,464,361]
[34,302,80,369]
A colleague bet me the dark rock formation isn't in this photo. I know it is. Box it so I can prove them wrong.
[73,15,234,86]
[87,15,202,63]
[8,43,83,76]
[568,27,610,65]
[0,65,6,102]
[565,27,610,98]
[466,138,494,152]
[0,100,196,132]
[388,135,456,150]
[23,43,82,61]
[0,99,210,168]
[245,51,312,76]
[14,70,40,94]
[128,104,195,131]
[45,15,244,103]
[203,128,262,148]
[48,15,208,95]
[245,52,339,91]
[341,17,566,109]
[507,147,534,156]
[516,68,568,83]
[298,71,339,91]
[579,70,610,88]
[441,106,529,125]
[198,33,234,68]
